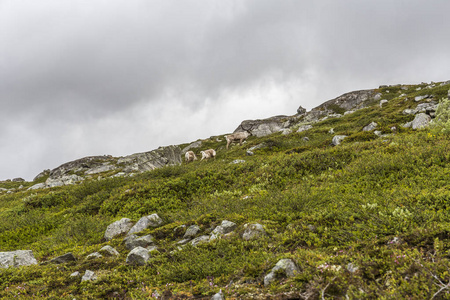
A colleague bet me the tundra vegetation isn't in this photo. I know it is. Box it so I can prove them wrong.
[1,82,450,299]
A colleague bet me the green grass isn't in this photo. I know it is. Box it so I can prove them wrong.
[2,82,450,299]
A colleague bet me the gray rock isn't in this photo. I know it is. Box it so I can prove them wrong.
[126,246,150,266]
[328,128,334,134]
[347,263,359,273]
[190,235,210,246]
[231,160,245,164]
[234,116,288,137]
[264,259,300,286]
[415,95,428,102]
[12,177,25,182]
[128,214,163,235]
[27,183,46,190]
[297,124,313,133]
[0,250,38,268]
[45,174,84,188]
[242,223,266,241]
[402,121,412,128]
[84,164,116,175]
[211,289,224,300]
[302,137,310,142]
[331,135,347,146]
[81,270,97,282]
[343,110,355,115]
[183,225,200,239]
[99,245,120,257]
[248,143,267,151]
[104,218,134,241]
[48,252,76,264]
[362,122,378,131]
[125,234,154,250]
[374,130,383,137]
[118,145,182,173]
[70,271,80,277]
[33,169,50,181]
[403,109,415,115]
[374,93,382,100]
[280,128,292,135]
[379,99,388,107]
[411,113,431,130]
[246,150,254,156]
[86,252,103,260]
[297,105,307,115]
[448,89,450,98]
[210,220,237,240]
[181,140,202,154]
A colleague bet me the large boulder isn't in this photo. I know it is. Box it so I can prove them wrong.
[0,250,38,268]
[234,115,297,138]
[264,259,300,286]
[183,225,201,239]
[124,234,154,250]
[99,245,120,257]
[118,145,182,173]
[128,214,163,235]
[126,246,150,266]
[104,218,134,241]
[411,113,432,130]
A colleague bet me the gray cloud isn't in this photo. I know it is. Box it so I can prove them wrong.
[1,0,450,180]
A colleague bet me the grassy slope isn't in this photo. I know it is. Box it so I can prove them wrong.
[1,83,450,299]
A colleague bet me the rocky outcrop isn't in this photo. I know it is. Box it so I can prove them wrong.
[126,247,150,266]
[48,155,116,179]
[264,259,300,286]
[0,250,38,268]
[234,115,298,138]
[118,145,182,173]
[104,218,134,241]
[127,214,163,235]
[242,223,266,241]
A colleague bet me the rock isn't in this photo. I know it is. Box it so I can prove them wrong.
[234,116,289,137]
[99,245,120,257]
[374,93,382,101]
[374,131,382,137]
[264,259,300,286]
[33,169,50,181]
[0,250,38,268]
[45,174,84,188]
[118,145,182,173]
[86,252,103,260]
[84,164,116,175]
[415,95,428,102]
[210,220,237,240]
[331,135,347,146]
[104,218,134,241]
[211,289,224,300]
[183,225,200,239]
[328,128,334,134]
[242,223,266,241]
[47,155,115,179]
[27,183,46,190]
[181,140,202,154]
[347,263,359,273]
[128,214,163,235]
[12,178,25,182]
[248,143,267,151]
[48,252,76,264]
[402,121,412,128]
[124,234,154,250]
[297,106,307,115]
[126,246,150,266]
[448,89,450,98]
[363,122,378,131]
[280,128,292,135]
[344,110,355,115]
[411,113,431,130]
[81,270,97,282]
[231,160,245,164]
[70,271,80,277]
[379,100,388,108]
[403,109,415,115]
[190,235,210,246]
[246,150,254,156]
[302,137,310,142]
[297,125,313,133]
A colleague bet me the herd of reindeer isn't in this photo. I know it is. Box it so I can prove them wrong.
[184,131,251,162]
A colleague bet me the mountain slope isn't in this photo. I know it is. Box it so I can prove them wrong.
[1,81,450,299]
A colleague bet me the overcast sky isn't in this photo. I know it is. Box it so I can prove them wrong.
[1,0,450,181]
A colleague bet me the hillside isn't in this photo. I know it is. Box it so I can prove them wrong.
[1,81,450,299]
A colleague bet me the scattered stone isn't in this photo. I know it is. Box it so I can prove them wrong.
[231,160,245,164]
[374,93,382,100]
[362,122,378,131]
[297,125,313,133]
[246,150,254,156]
[128,214,163,235]
[0,250,38,268]
[210,220,237,240]
[211,289,224,300]
[125,234,154,250]
[374,131,382,137]
[242,223,266,241]
[104,218,134,241]
[191,235,210,246]
[414,95,430,102]
[99,245,120,257]
[183,225,200,239]
[411,113,431,130]
[302,137,310,142]
[81,270,97,282]
[391,126,397,132]
[307,224,317,232]
[48,252,76,264]
[181,140,203,154]
[402,121,412,128]
[12,178,25,182]
[248,143,267,151]
[86,252,103,260]
[344,110,355,115]
[264,259,300,286]
[331,135,347,146]
[379,99,388,108]
[27,183,47,190]
[126,246,150,266]
[70,271,80,277]
[280,128,292,135]
[328,128,334,134]
[347,263,359,273]
[403,109,415,115]
[45,174,84,188]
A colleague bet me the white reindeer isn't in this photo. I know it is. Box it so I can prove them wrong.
[200,149,216,161]
[225,131,251,149]
[185,151,197,163]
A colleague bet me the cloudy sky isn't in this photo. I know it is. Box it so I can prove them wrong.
[1,0,450,180]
